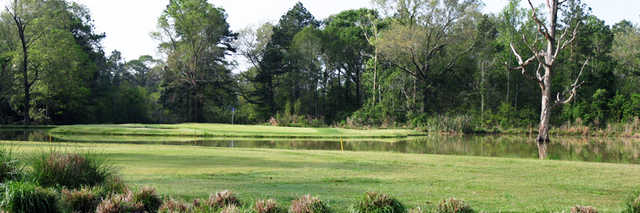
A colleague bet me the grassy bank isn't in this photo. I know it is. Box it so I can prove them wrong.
[48,134,415,143]
[2,141,639,212]
[49,123,425,139]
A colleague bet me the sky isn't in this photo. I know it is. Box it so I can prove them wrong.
[2,0,640,63]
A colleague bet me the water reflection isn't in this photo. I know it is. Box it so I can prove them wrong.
[1,129,639,164]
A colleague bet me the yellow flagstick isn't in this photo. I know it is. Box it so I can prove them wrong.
[340,136,344,152]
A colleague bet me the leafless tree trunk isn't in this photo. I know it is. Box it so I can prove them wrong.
[510,0,588,159]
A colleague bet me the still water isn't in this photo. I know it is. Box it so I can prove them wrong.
[1,129,639,164]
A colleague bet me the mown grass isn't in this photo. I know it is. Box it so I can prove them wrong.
[48,134,417,144]
[49,123,424,139]
[1,141,639,212]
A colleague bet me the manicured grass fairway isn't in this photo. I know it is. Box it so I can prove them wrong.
[49,123,423,138]
[3,141,639,212]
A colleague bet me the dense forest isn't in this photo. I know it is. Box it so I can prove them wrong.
[0,0,639,131]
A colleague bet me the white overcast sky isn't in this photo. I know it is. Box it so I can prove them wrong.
[2,0,639,62]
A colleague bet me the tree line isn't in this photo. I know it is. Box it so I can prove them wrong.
[0,0,639,129]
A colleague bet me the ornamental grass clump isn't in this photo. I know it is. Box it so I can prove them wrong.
[207,190,241,209]
[60,186,102,213]
[30,151,114,189]
[99,176,129,196]
[289,195,331,213]
[624,191,640,213]
[436,198,474,213]
[159,198,189,213]
[96,191,145,213]
[0,181,59,213]
[254,199,285,213]
[220,204,242,213]
[0,147,23,182]
[352,192,406,213]
[571,205,598,213]
[132,186,163,213]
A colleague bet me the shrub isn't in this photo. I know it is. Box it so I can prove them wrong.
[255,199,285,213]
[0,147,23,182]
[436,198,474,213]
[132,186,163,213]
[624,191,640,213]
[30,151,113,189]
[60,186,102,213]
[422,115,473,134]
[289,195,331,213]
[353,192,406,213]
[207,190,241,209]
[99,176,129,196]
[159,198,189,213]
[0,181,59,213]
[96,191,145,213]
[571,205,598,213]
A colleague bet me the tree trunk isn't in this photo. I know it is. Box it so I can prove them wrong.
[19,25,30,125]
[422,84,429,113]
[372,52,378,105]
[355,69,361,107]
[537,84,552,159]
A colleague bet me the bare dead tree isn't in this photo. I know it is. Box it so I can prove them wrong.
[509,0,589,159]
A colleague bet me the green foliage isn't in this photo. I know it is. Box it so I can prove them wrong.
[289,195,331,213]
[436,198,474,213]
[0,181,59,213]
[98,176,129,197]
[352,192,406,213]
[60,187,102,213]
[29,151,113,189]
[132,187,163,213]
[0,147,23,182]
[624,190,640,213]
[155,0,237,123]
[273,113,326,128]
[588,89,609,126]
[416,115,474,134]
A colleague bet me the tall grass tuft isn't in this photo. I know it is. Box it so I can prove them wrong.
[132,186,163,213]
[0,147,23,182]
[220,204,242,213]
[290,195,331,213]
[207,190,241,209]
[408,207,425,213]
[30,151,114,189]
[254,199,285,213]
[159,198,189,213]
[624,191,640,213]
[571,205,598,213]
[0,181,60,213]
[99,176,129,196]
[436,198,474,213]
[60,186,102,213]
[419,115,474,134]
[352,192,406,213]
[96,191,145,213]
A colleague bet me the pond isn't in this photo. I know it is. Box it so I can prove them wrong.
[1,129,639,164]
